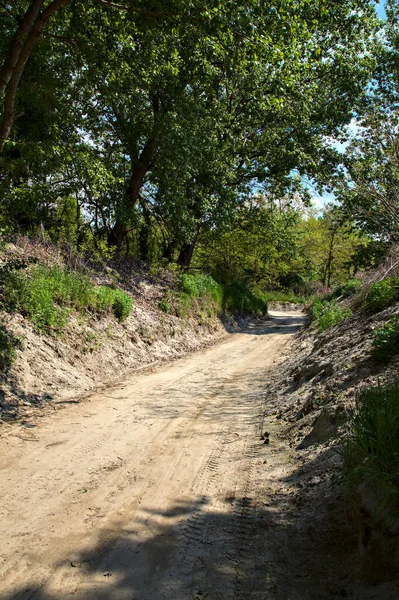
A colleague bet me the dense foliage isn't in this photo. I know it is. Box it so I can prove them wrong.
[0,0,382,296]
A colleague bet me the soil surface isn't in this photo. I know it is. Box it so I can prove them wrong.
[1,311,393,600]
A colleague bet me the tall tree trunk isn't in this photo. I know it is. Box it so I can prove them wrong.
[108,98,159,250]
[163,239,178,262]
[177,229,200,269]
[108,137,157,249]
[0,0,45,95]
[325,228,336,288]
[0,0,70,151]
[138,204,152,261]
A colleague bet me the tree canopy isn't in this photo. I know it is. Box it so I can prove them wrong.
[0,0,393,291]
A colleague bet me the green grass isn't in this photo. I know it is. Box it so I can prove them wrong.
[372,316,399,362]
[364,276,399,314]
[1,265,133,332]
[311,299,352,332]
[341,381,399,519]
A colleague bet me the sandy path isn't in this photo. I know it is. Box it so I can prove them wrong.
[0,311,306,600]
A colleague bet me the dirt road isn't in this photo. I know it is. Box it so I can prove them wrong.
[0,311,306,600]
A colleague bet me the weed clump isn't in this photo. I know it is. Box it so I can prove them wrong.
[372,316,399,362]
[110,290,133,322]
[342,381,399,519]
[364,277,399,314]
[311,299,352,332]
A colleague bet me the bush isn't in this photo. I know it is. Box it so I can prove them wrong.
[332,278,362,299]
[372,316,399,362]
[159,297,171,314]
[364,277,399,314]
[222,282,268,315]
[0,324,21,372]
[1,265,133,331]
[180,273,223,303]
[168,274,268,318]
[341,381,399,519]
[111,290,133,322]
[2,267,70,331]
[311,299,352,332]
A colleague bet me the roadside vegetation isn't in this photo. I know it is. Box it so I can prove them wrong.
[311,299,352,332]
[372,316,399,362]
[0,262,133,334]
[342,381,399,521]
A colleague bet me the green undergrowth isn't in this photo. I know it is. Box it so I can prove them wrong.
[364,276,399,314]
[0,264,133,333]
[311,298,352,332]
[159,273,268,318]
[372,316,399,362]
[342,381,399,520]
[331,278,362,300]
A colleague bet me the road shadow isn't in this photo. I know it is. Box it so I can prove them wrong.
[7,457,399,600]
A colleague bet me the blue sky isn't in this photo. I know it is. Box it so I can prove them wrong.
[376,0,387,19]
[311,1,387,210]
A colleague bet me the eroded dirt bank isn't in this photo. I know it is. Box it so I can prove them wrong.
[0,311,389,600]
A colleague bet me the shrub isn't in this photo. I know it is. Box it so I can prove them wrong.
[364,277,399,314]
[311,299,351,332]
[180,273,223,303]
[372,316,399,362]
[2,267,70,331]
[222,282,268,315]
[159,297,171,314]
[342,278,362,297]
[111,290,133,322]
[0,324,21,372]
[341,381,399,519]
[333,278,362,299]
[173,274,268,318]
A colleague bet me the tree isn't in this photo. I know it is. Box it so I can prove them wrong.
[0,0,380,274]
[334,1,399,243]
[300,205,366,287]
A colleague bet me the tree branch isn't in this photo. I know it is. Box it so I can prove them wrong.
[0,2,20,21]
[91,0,180,18]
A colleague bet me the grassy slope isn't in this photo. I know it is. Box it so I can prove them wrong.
[0,238,269,422]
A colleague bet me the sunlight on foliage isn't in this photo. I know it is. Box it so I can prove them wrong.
[1,266,133,332]
[311,299,352,332]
